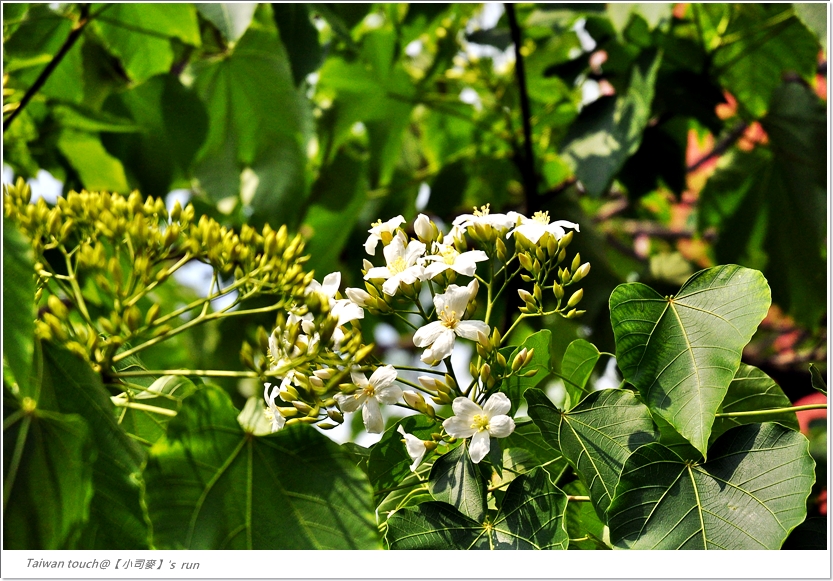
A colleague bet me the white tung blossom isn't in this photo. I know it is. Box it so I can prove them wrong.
[263,383,287,433]
[335,365,402,433]
[364,234,426,296]
[442,393,515,463]
[398,425,427,471]
[508,210,579,244]
[365,215,406,255]
[453,204,521,232]
[421,235,488,279]
[412,280,489,365]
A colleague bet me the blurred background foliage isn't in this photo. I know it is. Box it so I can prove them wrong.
[3,2,828,547]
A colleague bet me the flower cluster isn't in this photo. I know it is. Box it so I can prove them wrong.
[261,206,590,469]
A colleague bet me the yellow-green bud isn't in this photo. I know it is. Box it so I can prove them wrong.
[567,288,584,309]
[47,295,68,319]
[560,231,574,247]
[571,252,581,273]
[552,282,564,300]
[512,348,528,372]
[523,368,539,378]
[424,440,438,451]
[479,363,491,384]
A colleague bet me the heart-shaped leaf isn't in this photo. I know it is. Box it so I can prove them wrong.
[144,386,379,549]
[609,265,770,455]
[560,339,601,410]
[711,363,799,442]
[526,388,657,520]
[386,467,568,550]
[608,423,814,549]
[428,444,486,523]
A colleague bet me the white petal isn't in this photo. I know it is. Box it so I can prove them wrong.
[467,278,479,301]
[383,235,406,265]
[364,266,392,280]
[482,392,512,418]
[375,384,403,405]
[364,235,380,255]
[551,220,580,234]
[515,222,545,244]
[362,397,384,433]
[455,320,490,341]
[422,261,449,280]
[426,328,456,361]
[345,287,372,306]
[451,397,482,422]
[397,425,427,471]
[398,265,424,285]
[335,392,365,413]
[404,240,427,265]
[414,214,433,240]
[321,272,341,297]
[413,321,447,348]
[469,430,491,464]
[333,300,364,325]
[437,284,470,315]
[487,414,515,438]
[370,364,398,389]
[350,371,369,388]
[381,275,402,296]
[442,416,477,439]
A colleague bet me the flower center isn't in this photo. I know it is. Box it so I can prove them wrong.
[362,385,376,398]
[471,413,490,431]
[440,246,459,265]
[440,305,459,329]
[371,219,382,228]
[389,256,408,275]
[473,204,491,217]
[532,210,550,225]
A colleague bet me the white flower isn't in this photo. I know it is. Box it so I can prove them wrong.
[335,365,402,433]
[442,393,515,463]
[412,280,489,365]
[421,235,488,279]
[398,425,427,471]
[345,287,373,307]
[413,213,435,242]
[508,211,579,244]
[263,384,287,433]
[365,215,406,255]
[453,204,521,231]
[364,234,426,296]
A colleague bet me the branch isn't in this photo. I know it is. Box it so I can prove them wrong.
[686,121,748,173]
[4,4,96,131]
[505,3,539,206]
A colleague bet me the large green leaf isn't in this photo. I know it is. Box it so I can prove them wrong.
[608,423,815,549]
[196,3,257,43]
[710,4,818,118]
[559,338,600,410]
[3,391,94,550]
[501,418,564,468]
[39,343,148,549]
[562,480,609,550]
[386,467,568,549]
[560,49,661,196]
[526,388,657,520]
[2,218,35,394]
[502,329,551,415]
[56,129,130,192]
[368,414,438,493]
[93,4,200,84]
[711,363,798,442]
[272,3,322,85]
[609,265,770,455]
[428,444,486,523]
[144,386,379,549]
[193,25,308,224]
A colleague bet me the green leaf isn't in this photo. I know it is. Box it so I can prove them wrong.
[368,414,438,493]
[503,329,551,415]
[560,49,661,196]
[114,375,199,447]
[562,480,610,550]
[2,218,35,394]
[500,418,564,468]
[376,466,433,526]
[272,3,322,85]
[711,363,799,442]
[809,363,827,396]
[56,129,129,192]
[93,4,200,84]
[560,339,601,410]
[39,343,148,549]
[712,5,818,118]
[526,388,657,520]
[609,265,770,455]
[608,423,815,549]
[3,3,29,40]
[793,4,827,52]
[428,444,486,523]
[144,386,379,549]
[699,83,826,328]
[193,27,308,221]
[3,392,95,550]
[102,75,209,198]
[196,3,257,43]
[386,467,568,549]
[52,104,139,134]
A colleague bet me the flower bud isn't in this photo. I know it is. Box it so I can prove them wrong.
[571,252,581,273]
[418,376,439,393]
[327,409,344,423]
[47,295,68,320]
[560,230,574,247]
[479,363,491,384]
[309,375,325,388]
[518,288,535,305]
[403,391,425,409]
[523,368,539,378]
[518,252,533,272]
[552,282,564,300]
[512,348,528,372]
[345,287,373,307]
[414,213,436,243]
[292,401,313,414]
[423,440,438,451]
[573,262,591,282]
[567,288,584,308]
[496,237,508,262]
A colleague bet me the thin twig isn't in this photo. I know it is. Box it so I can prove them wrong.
[4,4,96,131]
[687,121,748,173]
[505,3,539,205]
